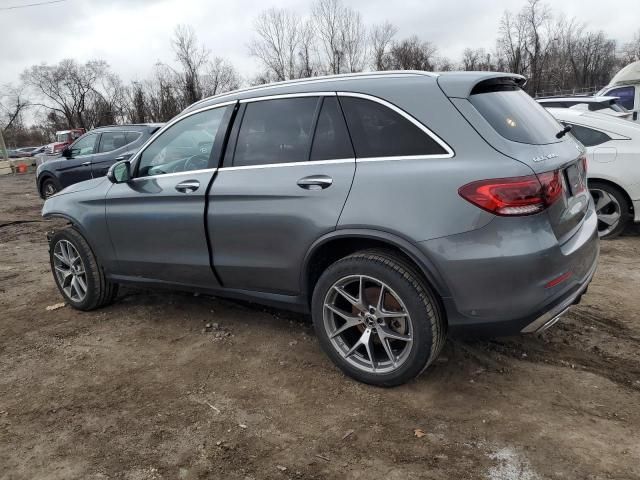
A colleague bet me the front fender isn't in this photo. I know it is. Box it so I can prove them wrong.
[42,180,115,272]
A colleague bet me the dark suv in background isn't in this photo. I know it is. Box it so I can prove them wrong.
[36,123,162,198]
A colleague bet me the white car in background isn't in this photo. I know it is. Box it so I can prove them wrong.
[537,96,632,121]
[547,107,640,238]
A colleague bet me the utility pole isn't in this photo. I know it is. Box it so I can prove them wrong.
[0,129,7,162]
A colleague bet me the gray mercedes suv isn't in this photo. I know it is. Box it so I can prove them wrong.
[43,71,599,386]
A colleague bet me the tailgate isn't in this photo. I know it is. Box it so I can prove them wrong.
[445,76,590,243]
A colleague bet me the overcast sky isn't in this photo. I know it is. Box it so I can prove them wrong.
[0,0,638,88]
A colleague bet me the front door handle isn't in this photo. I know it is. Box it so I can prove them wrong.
[297,175,333,190]
[81,161,91,166]
[175,180,200,193]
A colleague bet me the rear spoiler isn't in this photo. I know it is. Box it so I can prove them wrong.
[437,72,526,98]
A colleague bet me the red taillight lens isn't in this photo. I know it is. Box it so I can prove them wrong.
[458,170,564,216]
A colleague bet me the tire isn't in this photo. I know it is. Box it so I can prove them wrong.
[40,177,60,199]
[589,181,630,239]
[311,249,445,387]
[49,227,119,311]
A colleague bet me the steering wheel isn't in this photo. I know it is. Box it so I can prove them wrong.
[182,154,209,172]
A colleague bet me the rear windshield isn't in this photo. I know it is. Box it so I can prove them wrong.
[470,85,562,145]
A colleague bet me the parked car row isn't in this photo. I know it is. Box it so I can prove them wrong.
[35,123,163,198]
[42,71,599,386]
[2,145,47,158]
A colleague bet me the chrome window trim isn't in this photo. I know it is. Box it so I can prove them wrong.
[219,158,354,172]
[129,100,236,178]
[336,91,455,158]
[129,88,455,178]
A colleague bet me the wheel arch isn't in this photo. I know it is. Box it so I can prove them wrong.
[302,229,451,307]
[37,172,57,198]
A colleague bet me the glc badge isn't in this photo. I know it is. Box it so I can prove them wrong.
[532,153,558,162]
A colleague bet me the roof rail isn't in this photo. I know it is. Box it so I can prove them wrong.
[186,70,437,111]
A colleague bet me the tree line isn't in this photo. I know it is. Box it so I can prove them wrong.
[1,0,639,147]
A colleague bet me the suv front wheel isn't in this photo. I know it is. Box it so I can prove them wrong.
[312,250,445,387]
[49,228,119,310]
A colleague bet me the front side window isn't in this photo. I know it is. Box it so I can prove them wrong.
[605,86,635,110]
[70,134,97,157]
[339,97,448,158]
[98,132,133,154]
[563,123,611,147]
[137,106,228,177]
[233,97,318,167]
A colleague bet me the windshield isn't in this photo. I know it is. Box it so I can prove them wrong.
[470,87,563,145]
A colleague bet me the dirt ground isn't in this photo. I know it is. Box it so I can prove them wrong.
[1,172,639,480]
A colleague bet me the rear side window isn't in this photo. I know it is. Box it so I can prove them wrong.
[98,132,131,153]
[233,97,318,167]
[605,86,635,110]
[125,132,142,144]
[470,83,562,145]
[339,97,447,158]
[563,123,611,147]
[310,97,354,161]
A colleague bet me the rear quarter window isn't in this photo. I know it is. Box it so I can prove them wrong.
[339,96,448,158]
[470,83,562,145]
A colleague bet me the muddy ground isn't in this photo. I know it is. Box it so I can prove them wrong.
[0,172,639,480]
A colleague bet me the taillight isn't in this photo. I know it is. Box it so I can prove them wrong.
[458,170,564,216]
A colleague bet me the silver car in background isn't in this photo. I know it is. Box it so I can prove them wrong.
[43,71,599,386]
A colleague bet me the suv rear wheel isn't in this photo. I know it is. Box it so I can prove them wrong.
[312,250,445,386]
[49,228,118,310]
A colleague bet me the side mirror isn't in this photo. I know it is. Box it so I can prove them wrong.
[61,147,72,158]
[107,160,131,183]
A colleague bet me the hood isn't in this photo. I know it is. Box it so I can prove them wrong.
[55,177,107,197]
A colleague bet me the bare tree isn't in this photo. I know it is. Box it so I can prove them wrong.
[21,59,111,129]
[313,0,343,74]
[0,84,29,132]
[312,0,368,74]
[201,57,241,97]
[385,36,438,71]
[172,25,211,106]
[249,8,303,81]
[497,9,529,76]
[370,21,397,70]
[621,30,640,63]
[339,7,367,72]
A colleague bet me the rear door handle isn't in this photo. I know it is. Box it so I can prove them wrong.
[81,161,91,166]
[297,175,333,190]
[175,180,200,193]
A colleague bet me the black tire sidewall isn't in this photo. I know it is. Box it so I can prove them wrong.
[49,229,101,310]
[590,181,629,239]
[41,177,60,198]
[312,253,440,387]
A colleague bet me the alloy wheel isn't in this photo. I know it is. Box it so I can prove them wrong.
[43,181,57,198]
[591,187,621,238]
[53,240,88,302]
[323,275,414,374]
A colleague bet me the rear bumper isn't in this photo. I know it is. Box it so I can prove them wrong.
[520,258,595,333]
[417,205,599,337]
